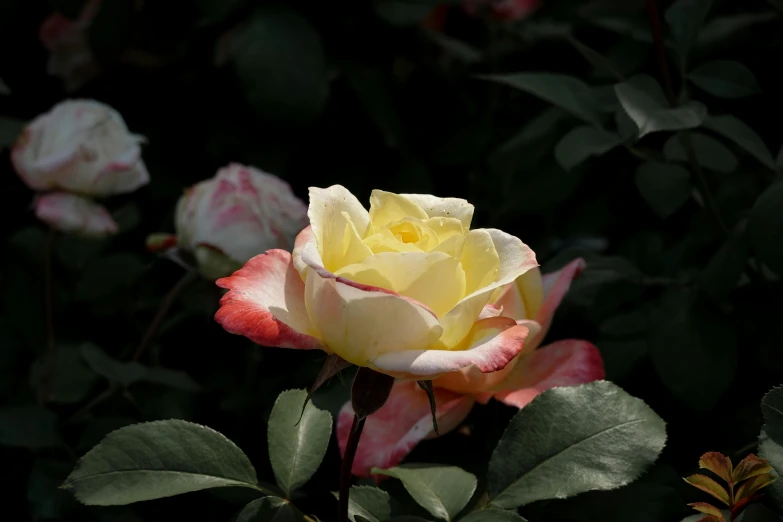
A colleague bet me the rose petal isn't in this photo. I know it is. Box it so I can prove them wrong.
[34,192,118,237]
[493,267,544,323]
[397,193,475,229]
[369,190,429,228]
[491,339,605,409]
[536,258,586,340]
[215,250,323,350]
[372,316,535,379]
[307,185,372,271]
[337,380,475,477]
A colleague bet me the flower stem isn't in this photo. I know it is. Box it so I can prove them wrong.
[339,414,366,522]
[41,228,57,403]
[132,269,197,361]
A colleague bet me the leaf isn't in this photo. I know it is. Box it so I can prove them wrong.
[663,132,738,173]
[75,253,146,302]
[635,162,692,218]
[648,288,737,411]
[62,420,260,505]
[236,497,303,522]
[335,486,403,522]
[374,0,443,27]
[372,465,477,521]
[733,455,773,483]
[699,452,733,483]
[689,502,725,520]
[29,344,98,404]
[665,0,713,70]
[28,460,73,521]
[268,389,332,498]
[761,386,783,445]
[600,340,648,382]
[480,73,602,126]
[684,475,730,505]
[0,406,62,448]
[424,30,482,63]
[688,61,760,99]
[459,509,528,522]
[704,115,776,171]
[568,36,625,80]
[735,473,776,500]
[487,381,666,509]
[615,82,706,138]
[748,183,783,275]
[600,310,649,337]
[697,233,749,296]
[144,367,202,392]
[698,11,778,47]
[554,126,624,171]
[226,6,327,126]
[0,116,24,149]
[493,108,569,157]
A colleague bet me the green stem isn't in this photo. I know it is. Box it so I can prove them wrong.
[338,414,366,522]
[41,228,58,403]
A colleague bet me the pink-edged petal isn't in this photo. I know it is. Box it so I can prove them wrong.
[337,380,475,477]
[492,339,605,409]
[536,258,586,340]
[34,192,118,237]
[372,316,535,379]
[215,249,323,350]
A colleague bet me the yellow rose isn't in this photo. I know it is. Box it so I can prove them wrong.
[215,186,539,379]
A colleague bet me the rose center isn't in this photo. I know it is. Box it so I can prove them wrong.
[389,221,421,244]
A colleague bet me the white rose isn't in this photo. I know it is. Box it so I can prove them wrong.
[148,163,309,279]
[12,99,149,196]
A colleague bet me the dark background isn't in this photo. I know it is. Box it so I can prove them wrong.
[1,0,782,520]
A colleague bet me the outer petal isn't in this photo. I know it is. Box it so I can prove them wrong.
[491,339,605,408]
[215,250,323,350]
[536,258,586,341]
[493,267,544,322]
[372,316,534,379]
[34,192,118,237]
[337,380,475,477]
[398,193,474,229]
[308,185,371,271]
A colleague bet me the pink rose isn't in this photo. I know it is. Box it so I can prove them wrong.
[336,259,605,477]
[34,192,118,237]
[148,164,308,279]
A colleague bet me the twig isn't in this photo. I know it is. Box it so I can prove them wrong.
[41,228,58,403]
[338,415,366,522]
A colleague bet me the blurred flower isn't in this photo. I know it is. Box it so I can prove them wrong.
[39,0,102,92]
[336,257,604,477]
[12,99,149,196]
[149,164,308,280]
[34,192,118,237]
[424,0,541,31]
[216,186,541,382]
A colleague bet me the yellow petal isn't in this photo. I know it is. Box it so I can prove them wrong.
[304,269,443,366]
[363,230,423,254]
[424,217,464,241]
[398,193,474,229]
[516,267,544,320]
[369,190,428,229]
[335,251,466,317]
[308,185,372,272]
[461,229,500,295]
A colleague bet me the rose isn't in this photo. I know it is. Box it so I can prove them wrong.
[215,185,539,379]
[336,258,605,477]
[12,99,149,197]
[34,192,118,237]
[147,164,309,280]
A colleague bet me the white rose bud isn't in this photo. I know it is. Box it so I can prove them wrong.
[12,99,149,197]
[149,163,309,280]
[34,192,118,237]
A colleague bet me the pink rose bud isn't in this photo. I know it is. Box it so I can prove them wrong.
[35,192,119,237]
[12,99,149,197]
[172,163,308,279]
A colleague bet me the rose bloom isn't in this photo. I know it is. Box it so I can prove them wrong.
[216,186,544,380]
[11,99,149,236]
[337,258,605,476]
[147,164,309,280]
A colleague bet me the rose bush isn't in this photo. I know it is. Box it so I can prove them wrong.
[336,258,605,476]
[11,99,149,235]
[147,163,309,279]
[215,186,539,378]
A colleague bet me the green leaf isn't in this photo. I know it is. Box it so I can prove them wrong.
[635,162,692,218]
[600,310,648,337]
[684,474,730,505]
[0,116,24,149]
[554,126,624,171]
[144,367,202,392]
[697,233,749,295]
[704,115,776,171]
[648,288,737,411]
[761,386,783,445]
[28,460,73,521]
[487,381,666,509]
[75,253,146,302]
[335,486,403,522]
[268,389,332,497]
[236,497,303,522]
[568,37,625,80]
[615,82,706,138]
[424,30,482,63]
[459,509,528,522]
[665,0,713,70]
[0,406,62,448]
[62,420,260,505]
[663,132,737,173]
[374,0,444,27]
[599,340,648,382]
[226,6,328,126]
[688,61,760,99]
[698,11,778,47]
[748,183,783,274]
[372,465,477,521]
[29,344,98,404]
[480,73,602,126]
